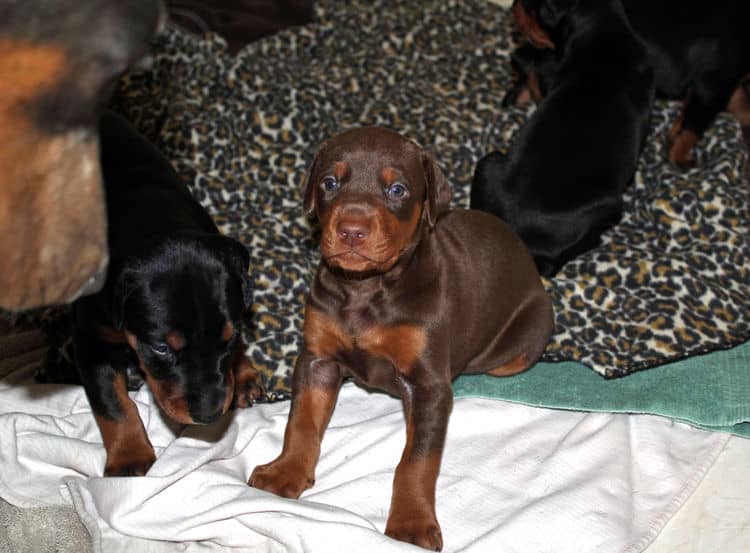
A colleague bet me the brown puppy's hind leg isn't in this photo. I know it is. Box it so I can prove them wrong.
[479,293,554,378]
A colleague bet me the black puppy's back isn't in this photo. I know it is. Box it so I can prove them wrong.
[472,0,653,276]
[99,110,218,256]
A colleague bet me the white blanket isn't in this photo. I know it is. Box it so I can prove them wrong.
[0,364,728,553]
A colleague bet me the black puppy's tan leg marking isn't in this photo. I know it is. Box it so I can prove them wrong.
[250,350,342,498]
[669,78,739,168]
[666,106,696,167]
[511,70,544,107]
[386,379,452,551]
[527,70,543,103]
[727,79,750,126]
[668,129,699,168]
[231,340,265,408]
[75,327,155,476]
[94,373,156,477]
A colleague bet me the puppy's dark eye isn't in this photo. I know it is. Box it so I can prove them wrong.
[151,343,171,357]
[321,176,339,192]
[387,182,408,199]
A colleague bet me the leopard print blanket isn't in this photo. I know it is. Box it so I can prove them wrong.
[26,0,750,397]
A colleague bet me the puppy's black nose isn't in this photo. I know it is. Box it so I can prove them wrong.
[191,406,225,425]
[337,220,370,247]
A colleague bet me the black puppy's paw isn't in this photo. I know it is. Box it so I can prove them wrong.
[232,355,265,408]
[503,82,531,107]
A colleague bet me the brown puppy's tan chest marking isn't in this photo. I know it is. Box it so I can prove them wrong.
[304,308,427,375]
[304,308,354,358]
[357,324,427,376]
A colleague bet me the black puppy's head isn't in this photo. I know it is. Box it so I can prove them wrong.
[114,235,252,425]
[302,126,452,275]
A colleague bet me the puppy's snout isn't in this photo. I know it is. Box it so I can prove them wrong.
[188,384,230,424]
[337,219,370,247]
[191,405,226,425]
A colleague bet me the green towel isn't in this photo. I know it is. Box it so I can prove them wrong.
[453,341,750,437]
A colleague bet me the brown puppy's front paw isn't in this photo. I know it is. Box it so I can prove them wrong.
[385,515,443,551]
[249,458,314,498]
[104,448,156,477]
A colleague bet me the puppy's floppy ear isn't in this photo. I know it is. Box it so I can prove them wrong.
[217,236,253,311]
[302,150,322,218]
[112,267,138,331]
[421,151,452,228]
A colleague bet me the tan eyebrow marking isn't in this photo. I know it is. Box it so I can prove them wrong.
[381,167,399,185]
[334,161,349,180]
[166,330,186,351]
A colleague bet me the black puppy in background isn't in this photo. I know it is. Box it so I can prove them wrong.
[471,0,654,277]
[505,0,750,167]
[73,110,263,476]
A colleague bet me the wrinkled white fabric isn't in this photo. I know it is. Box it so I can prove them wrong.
[0,366,727,553]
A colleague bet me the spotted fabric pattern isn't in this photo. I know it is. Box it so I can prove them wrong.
[89,0,750,391]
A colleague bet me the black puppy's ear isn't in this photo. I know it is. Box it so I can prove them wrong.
[421,151,452,228]
[112,268,137,331]
[218,236,253,311]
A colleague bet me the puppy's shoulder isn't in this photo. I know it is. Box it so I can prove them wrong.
[432,209,526,254]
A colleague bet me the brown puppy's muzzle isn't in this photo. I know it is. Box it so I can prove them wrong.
[321,201,401,273]
[336,210,371,248]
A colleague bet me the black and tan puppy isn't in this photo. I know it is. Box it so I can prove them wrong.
[0,0,165,311]
[471,0,654,277]
[504,0,750,167]
[73,110,263,477]
[250,127,554,550]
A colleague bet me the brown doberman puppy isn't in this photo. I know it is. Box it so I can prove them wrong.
[250,127,554,550]
[0,0,164,311]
